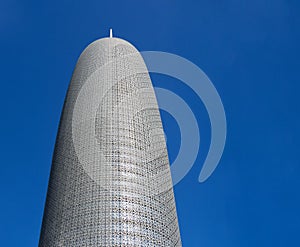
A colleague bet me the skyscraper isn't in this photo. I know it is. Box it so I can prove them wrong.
[39,32,182,246]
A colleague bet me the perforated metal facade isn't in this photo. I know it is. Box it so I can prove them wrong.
[39,37,182,246]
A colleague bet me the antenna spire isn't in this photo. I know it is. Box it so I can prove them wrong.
[110,28,113,38]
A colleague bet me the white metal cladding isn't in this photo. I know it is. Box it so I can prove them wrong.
[39,37,182,246]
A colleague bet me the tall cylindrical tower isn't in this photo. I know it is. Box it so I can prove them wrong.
[39,35,182,246]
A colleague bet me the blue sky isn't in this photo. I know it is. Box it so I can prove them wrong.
[1,0,299,246]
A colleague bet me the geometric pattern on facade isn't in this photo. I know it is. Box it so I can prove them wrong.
[39,37,182,246]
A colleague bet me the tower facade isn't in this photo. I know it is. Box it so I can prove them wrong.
[39,35,182,246]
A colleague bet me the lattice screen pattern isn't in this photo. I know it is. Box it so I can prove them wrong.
[39,37,182,247]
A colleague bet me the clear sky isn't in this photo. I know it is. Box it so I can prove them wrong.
[1,0,299,246]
